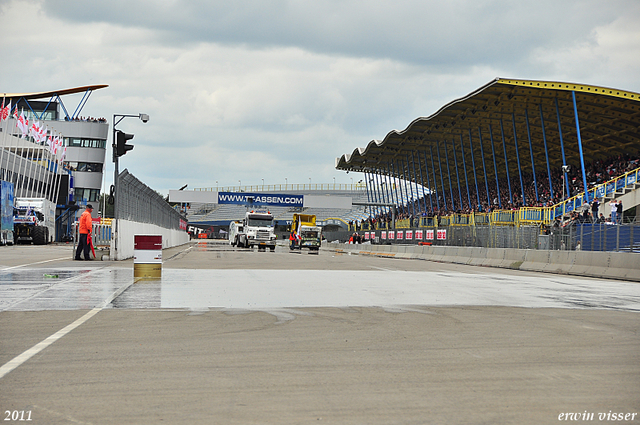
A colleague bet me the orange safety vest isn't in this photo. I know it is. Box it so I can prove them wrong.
[79,210,92,234]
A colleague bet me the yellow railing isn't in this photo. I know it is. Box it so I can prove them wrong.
[396,218,411,229]
[473,213,490,225]
[518,207,546,225]
[490,210,517,226]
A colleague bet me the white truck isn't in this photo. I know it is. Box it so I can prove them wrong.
[228,220,245,247]
[13,198,56,245]
[229,210,276,251]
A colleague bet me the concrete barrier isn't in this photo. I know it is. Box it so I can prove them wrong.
[323,242,639,282]
[112,219,190,261]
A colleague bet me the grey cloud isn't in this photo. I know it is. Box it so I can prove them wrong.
[41,0,629,67]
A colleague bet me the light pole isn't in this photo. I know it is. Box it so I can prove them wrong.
[112,113,148,256]
[261,178,264,191]
[238,180,241,191]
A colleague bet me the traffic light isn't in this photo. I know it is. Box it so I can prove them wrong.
[115,130,134,157]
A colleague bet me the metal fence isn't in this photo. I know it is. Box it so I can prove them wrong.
[332,223,640,252]
[545,223,640,252]
[118,169,184,230]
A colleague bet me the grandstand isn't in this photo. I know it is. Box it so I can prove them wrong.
[336,78,640,223]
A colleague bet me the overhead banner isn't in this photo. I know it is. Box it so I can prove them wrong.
[218,192,304,207]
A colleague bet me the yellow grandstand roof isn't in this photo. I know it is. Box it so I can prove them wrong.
[336,78,640,181]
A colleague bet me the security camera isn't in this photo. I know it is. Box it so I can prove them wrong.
[139,113,149,123]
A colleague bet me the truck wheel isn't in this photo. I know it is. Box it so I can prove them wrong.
[44,227,50,244]
[32,226,46,245]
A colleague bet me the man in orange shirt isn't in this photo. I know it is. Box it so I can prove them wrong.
[75,204,93,261]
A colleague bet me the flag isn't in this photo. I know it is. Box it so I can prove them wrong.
[17,109,29,137]
[0,100,10,121]
[29,120,39,140]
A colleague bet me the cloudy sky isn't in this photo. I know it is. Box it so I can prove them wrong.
[1,0,639,195]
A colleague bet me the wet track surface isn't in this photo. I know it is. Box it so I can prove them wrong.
[1,241,639,313]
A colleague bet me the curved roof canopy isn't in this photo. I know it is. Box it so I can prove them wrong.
[336,78,640,182]
[3,84,109,100]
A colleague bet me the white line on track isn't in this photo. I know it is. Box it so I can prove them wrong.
[0,256,72,271]
[369,266,393,271]
[0,276,136,380]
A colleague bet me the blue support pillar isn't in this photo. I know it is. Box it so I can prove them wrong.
[435,143,448,211]
[555,97,570,199]
[468,129,481,208]
[539,103,554,201]
[384,166,393,214]
[371,171,381,217]
[421,151,434,213]
[389,162,401,213]
[364,171,372,217]
[488,124,501,208]
[572,91,590,199]
[459,134,472,209]
[500,119,513,205]
[404,156,417,218]
[443,140,455,211]
[511,113,526,206]
[478,127,491,207]
[525,109,539,202]
[394,160,404,214]
[411,151,423,214]
[398,159,411,215]
[376,171,385,216]
[450,139,464,210]
[429,147,441,211]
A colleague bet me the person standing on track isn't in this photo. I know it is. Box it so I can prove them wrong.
[75,204,93,261]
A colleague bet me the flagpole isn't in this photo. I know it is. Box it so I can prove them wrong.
[0,96,7,180]
[7,114,21,193]
[52,133,64,206]
[35,132,48,199]
[22,125,39,197]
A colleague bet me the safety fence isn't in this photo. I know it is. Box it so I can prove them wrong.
[544,223,640,252]
[118,169,185,231]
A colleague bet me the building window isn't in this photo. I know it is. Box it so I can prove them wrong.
[67,162,103,172]
[74,188,100,202]
[64,137,106,149]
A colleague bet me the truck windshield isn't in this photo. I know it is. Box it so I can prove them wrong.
[302,231,318,238]
[247,218,273,227]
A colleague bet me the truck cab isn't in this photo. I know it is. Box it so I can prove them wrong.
[230,211,276,251]
[13,198,56,244]
[290,213,322,252]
